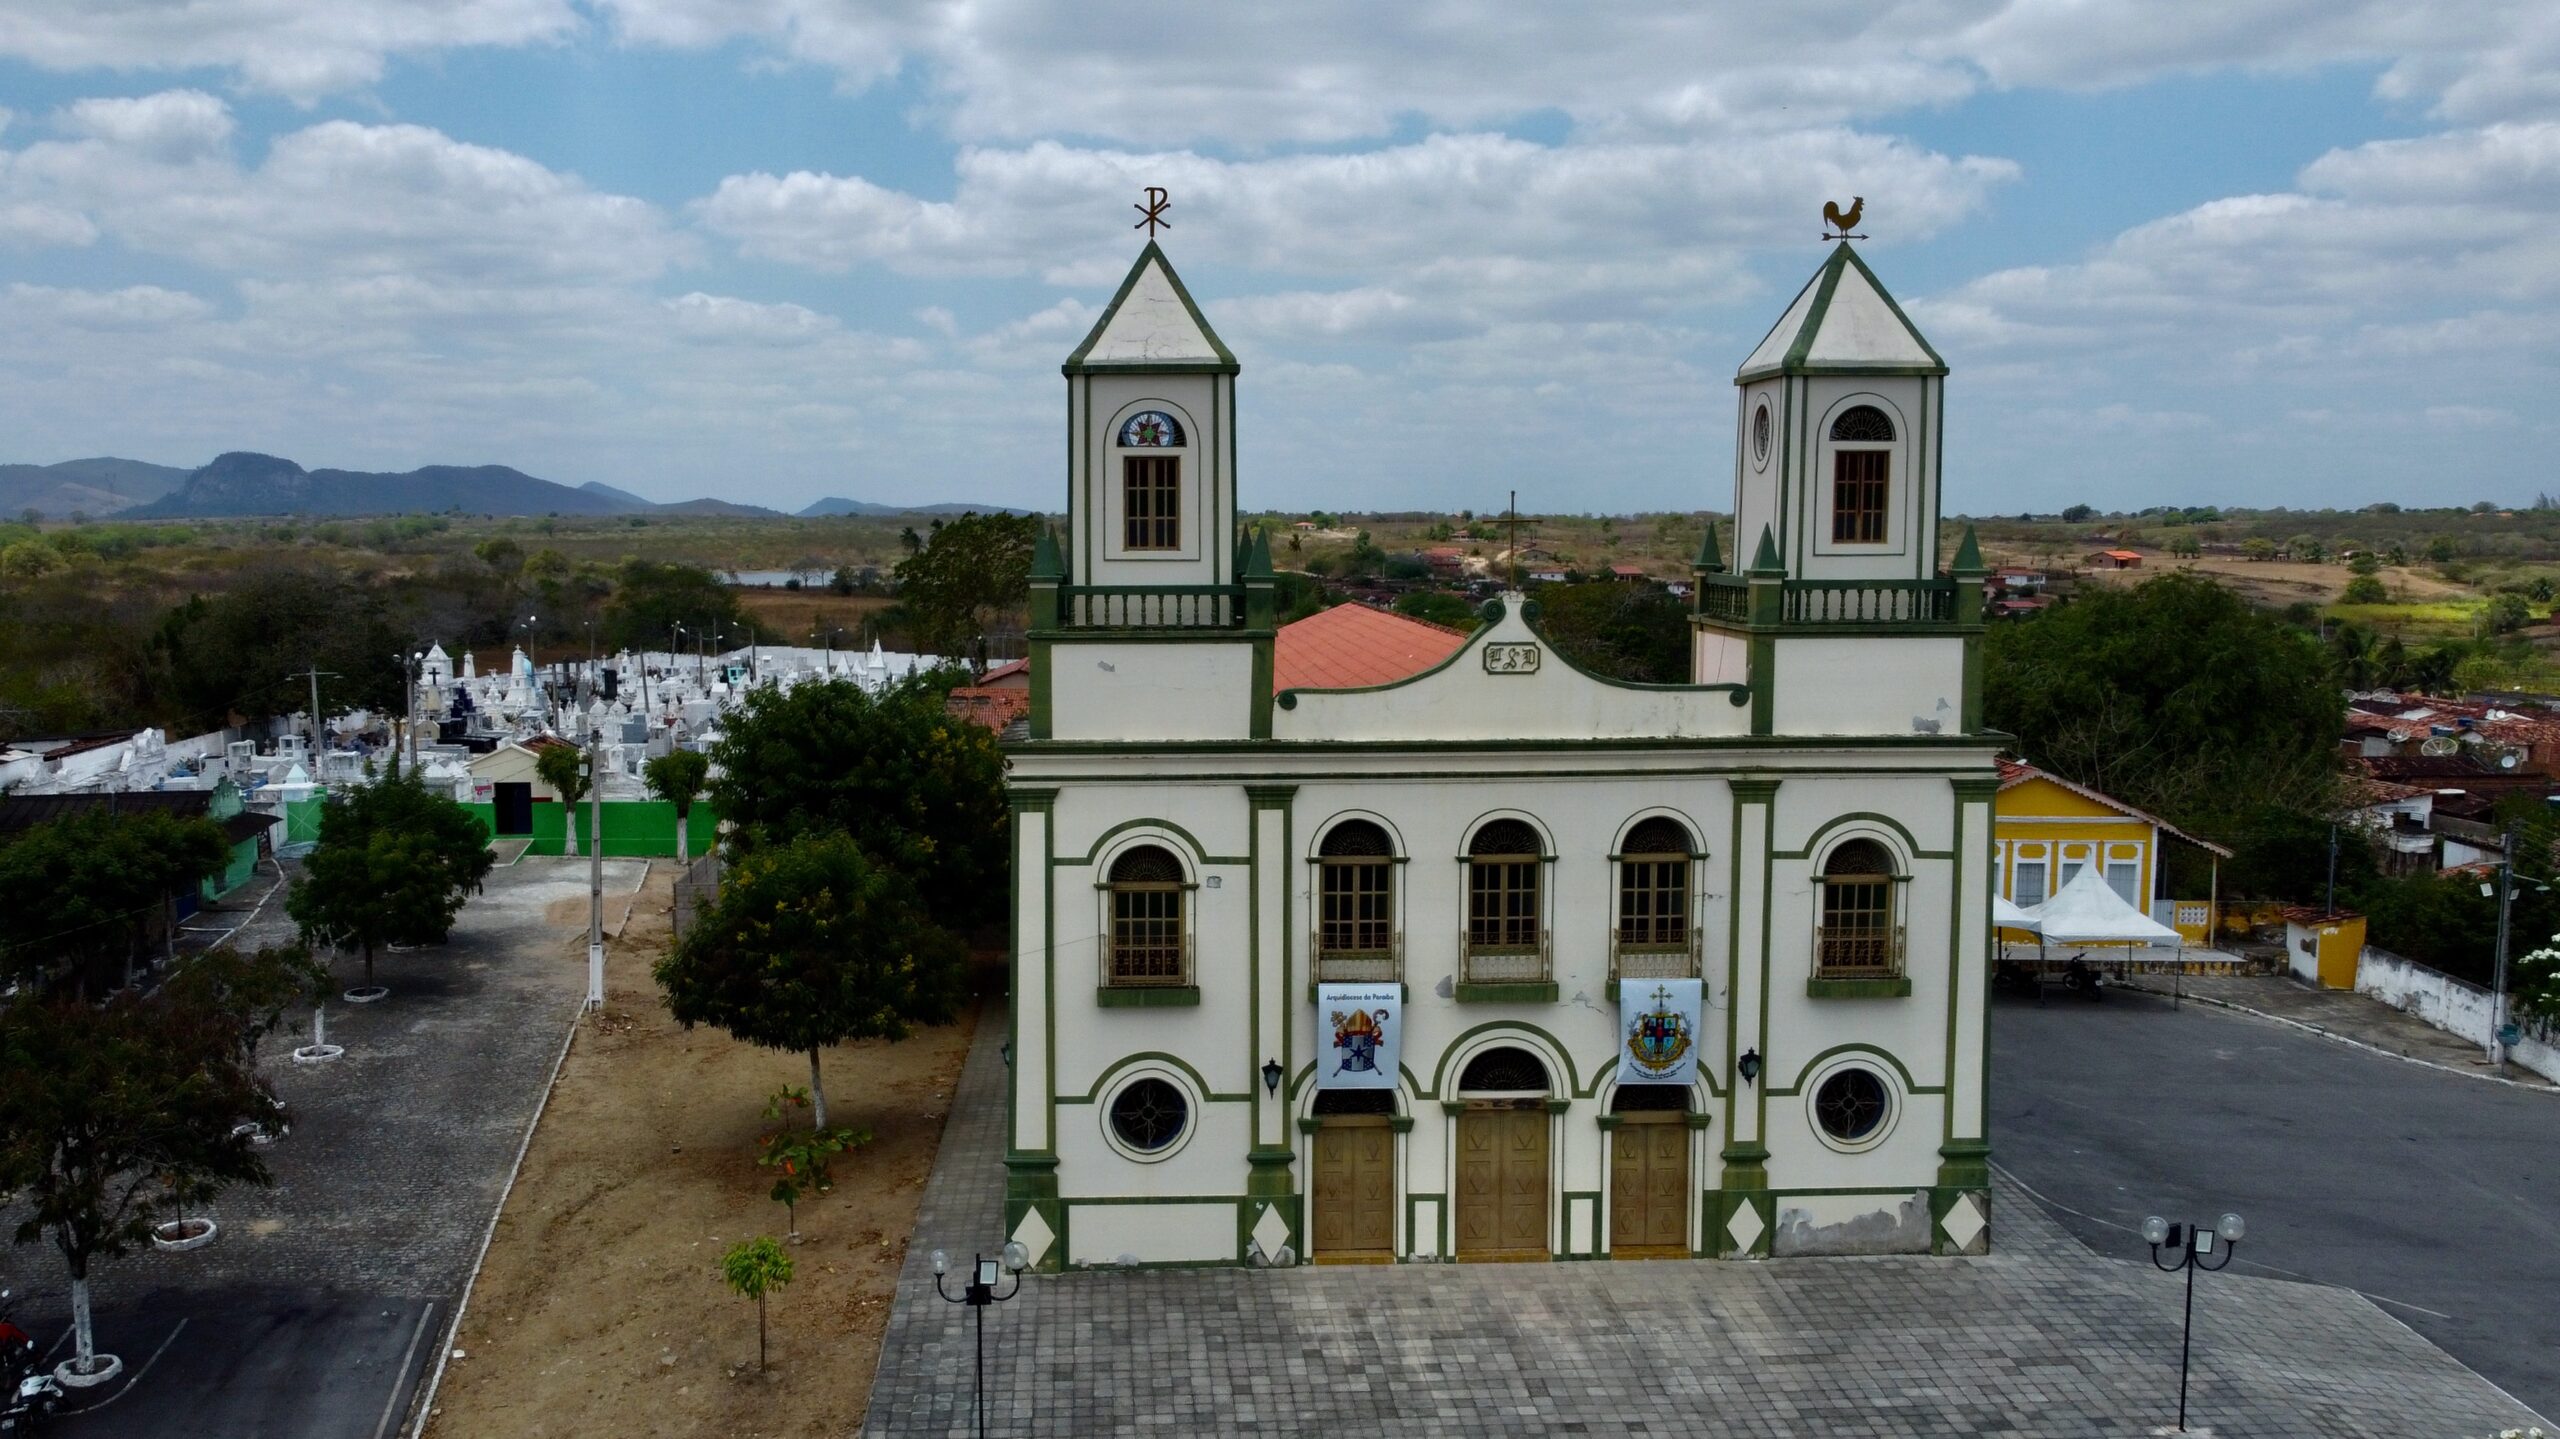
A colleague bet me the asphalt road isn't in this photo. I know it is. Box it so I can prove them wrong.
[1992,985,2560,1422]
[5,855,639,1439]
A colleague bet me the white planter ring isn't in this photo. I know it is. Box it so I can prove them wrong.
[291,1044,345,1065]
[152,1218,219,1252]
[56,1353,123,1388]
[342,986,390,1004]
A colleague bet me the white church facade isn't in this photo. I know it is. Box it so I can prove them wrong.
[1002,239,1998,1268]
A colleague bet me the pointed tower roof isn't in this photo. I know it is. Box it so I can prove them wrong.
[1063,241,1238,375]
[1736,242,1944,383]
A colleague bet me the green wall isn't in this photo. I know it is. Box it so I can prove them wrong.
[464,799,721,858]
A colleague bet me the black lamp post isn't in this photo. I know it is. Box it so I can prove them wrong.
[2144,1211,2244,1433]
[931,1241,1029,1439]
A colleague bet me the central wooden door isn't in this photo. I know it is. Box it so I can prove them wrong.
[1456,1106,1549,1259]
[1609,1112,1690,1257]
[1312,1116,1395,1261]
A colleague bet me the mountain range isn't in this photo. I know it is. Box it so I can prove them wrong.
[0,452,1022,520]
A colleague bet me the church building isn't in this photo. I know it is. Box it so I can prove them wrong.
[1001,237,1998,1268]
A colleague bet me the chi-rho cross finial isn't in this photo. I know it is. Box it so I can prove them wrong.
[1133,186,1171,236]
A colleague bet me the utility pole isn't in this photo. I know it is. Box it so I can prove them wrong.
[288,665,338,762]
[2490,827,2517,1068]
[1508,489,1520,591]
[2324,823,2339,916]
[587,727,606,1011]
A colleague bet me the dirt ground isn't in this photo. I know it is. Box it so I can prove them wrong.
[2030,552,2472,609]
[735,588,895,641]
[422,864,979,1439]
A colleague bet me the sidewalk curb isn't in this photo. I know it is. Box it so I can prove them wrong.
[2123,983,2559,1093]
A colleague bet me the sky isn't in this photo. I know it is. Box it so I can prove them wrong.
[0,3,2556,517]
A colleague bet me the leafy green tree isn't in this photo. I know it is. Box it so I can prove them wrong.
[654,833,964,1129]
[2479,592,2534,636]
[1983,572,2344,884]
[0,986,280,1379]
[1395,590,1481,630]
[535,742,592,858]
[2060,504,2095,524]
[644,749,712,863]
[2341,575,2388,604]
[2385,544,2408,566]
[2289,535,2326,563]
[603,560,748,653]
[2166,533,2201,559]
[2426,535,2460,563]
[755,1085,870,1239]
[162,943,330,1071]
[2348,552,2381,576]
[721,1236,795,1372]
[288,770,497,987]
[707,676,1008,932]
[0,809,229,994]
[155,569,407,728]
[1531,584,1691,683]
[891,512,1040,663]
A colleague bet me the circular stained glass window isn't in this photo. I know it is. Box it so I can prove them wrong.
[1752,401,1771,467]
[1108,1077,1189,1153]
[1118,410,1186,447]
[1813,1068,1888,1142]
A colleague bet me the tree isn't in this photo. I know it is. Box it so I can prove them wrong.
[1531,583,1690,683]
[1395,591,1481,630]
[891,512,1039,663]
[603,560,747,653]
[2480,593,2534,637]
[2385,544,2408,567]
[2242,538,2277,561]
[756,1085,869,1240]
[535,742,592,858]
[707,676,1009,933]
[2348,552,2381,576]
[2341,575,2388,604]
[721,1236,794,1372]
[161,943,330,1072]
[654,833,963,1130]
[154,568,409,729]
[288,770,497,987]
[1983,572,2345,883]
[2426,536,2460,563]
[644,749,712,864]
[2288,535,2325,563]
[0,987,279,1379]
[2166,533,2201,559]
[2061,504,2096,524]
[0,809,229,994]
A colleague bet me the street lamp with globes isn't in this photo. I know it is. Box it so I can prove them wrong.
[2144,1211,2244,1434]
[930,1241,1029,1439]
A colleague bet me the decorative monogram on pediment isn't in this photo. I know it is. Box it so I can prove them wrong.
[1482,643,1542,674]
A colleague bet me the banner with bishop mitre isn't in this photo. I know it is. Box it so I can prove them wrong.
[1317,983,1402,1090]
[1619,978,1703,1086]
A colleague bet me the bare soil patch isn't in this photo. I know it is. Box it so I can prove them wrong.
[2068,554,2471,608]
[422,864,977,1439]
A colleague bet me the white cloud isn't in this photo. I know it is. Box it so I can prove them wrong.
[0,0,581,103]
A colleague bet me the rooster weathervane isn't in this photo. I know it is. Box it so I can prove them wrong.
[1822,196,1866,240]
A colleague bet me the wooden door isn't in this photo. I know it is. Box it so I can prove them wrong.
[1456,1107,1549,1259]
[1312,1116,1395,1261]
[1609,1113,1690,1257]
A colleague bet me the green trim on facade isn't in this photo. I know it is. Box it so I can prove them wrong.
[1096,984,1201,1008]
[1453,981,1561,1004]
[1010,732,2005,757]
[1805,976,1914,999]
[1073,1050,1225,1105]
[1060,241,1239,373]
[1062,815,1237,869]
[1765,1042,1938,1098]
[1734,243,1948,384]
[1775,810,1944,861]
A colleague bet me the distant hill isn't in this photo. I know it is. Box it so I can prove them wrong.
[128,452,629,519]
[654,497,787,519]
[799,496,1032,518]
[0,457,191,518]
[576,480,654,511]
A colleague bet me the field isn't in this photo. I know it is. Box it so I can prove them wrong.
[422,867,980,1439]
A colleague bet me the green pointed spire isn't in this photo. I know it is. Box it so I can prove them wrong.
[1748,524,1784,577]
[1029,524,1063,581]
[1245,524,1274,579]
[1693,520,1724,574]
[1950,523,1984,576]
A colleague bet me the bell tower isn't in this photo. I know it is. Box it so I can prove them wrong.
[1027,241,1274,742]
[1692,241,1985,736]
[1729,242,1947,583]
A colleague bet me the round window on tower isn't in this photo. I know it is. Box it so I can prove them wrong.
[1809,1064,1896,1152]
[1105,1075,1192,1160]
[1751,399,1772,471]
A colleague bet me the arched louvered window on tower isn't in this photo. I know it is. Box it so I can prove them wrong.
[1107,844,1190,987]
[1816,838,1903,977]
[1829,404,1895,545]
[1464,819,1548,983]
[1316,820,1399,981]
[1614,817,1699,981]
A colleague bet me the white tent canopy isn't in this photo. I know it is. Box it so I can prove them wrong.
[1992,894,2041,933]
[2025,865,2182,946]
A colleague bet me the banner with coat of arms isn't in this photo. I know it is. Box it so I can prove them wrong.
[1619,978,1703,1086]
[1317,983,1402,1090]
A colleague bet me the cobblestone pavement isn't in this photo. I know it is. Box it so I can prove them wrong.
[862,1002,2545,1439]
[5,853,647,1439]
[2116,971,2554,1088]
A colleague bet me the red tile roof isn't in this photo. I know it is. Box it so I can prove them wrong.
[1273,603,1471,693]
[946,686,1030,731]
[1994,758,2233,857]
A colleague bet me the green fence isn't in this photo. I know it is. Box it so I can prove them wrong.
[463,799,722,858]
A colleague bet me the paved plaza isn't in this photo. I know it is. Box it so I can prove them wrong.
[863,1001,2546,1437]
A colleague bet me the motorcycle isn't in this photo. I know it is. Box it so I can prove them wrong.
[0,1289,63,1433]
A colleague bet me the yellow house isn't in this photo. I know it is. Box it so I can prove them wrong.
[2282,907,2367,989]
[1994,760,2230,944]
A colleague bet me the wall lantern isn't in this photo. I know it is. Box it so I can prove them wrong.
[1737,1048,1762,1085]
[1261,1058,1284,1095]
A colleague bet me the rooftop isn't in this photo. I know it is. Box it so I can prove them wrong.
[1273,603,1472,694]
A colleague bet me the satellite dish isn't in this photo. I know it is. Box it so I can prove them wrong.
[2498,747,2522,770]
[2419,735,2461,757]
